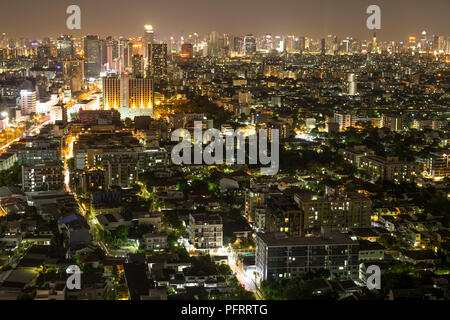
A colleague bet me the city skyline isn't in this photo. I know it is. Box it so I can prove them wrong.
[0,0,449,41]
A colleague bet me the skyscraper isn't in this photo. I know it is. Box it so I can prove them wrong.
[84,35,101,79]
[245,34,256,55]
[57,35,74,59]
[143,25,154,62]
[132,54,145,78]
[63,59,84,93]
[147,43,167,76]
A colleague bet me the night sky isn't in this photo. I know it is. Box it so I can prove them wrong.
[0,0,449,41]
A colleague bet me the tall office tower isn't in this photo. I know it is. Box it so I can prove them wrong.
[181,43,193,58]
[245,34,256,55]
[372,32,377,53]
[36,44,51,62]
[286,35,295,53]
[99,38,108,71]
[231,36,243,55]
[321,38,326,55]
[347,73,357,96]
[433,35,445,53]
[0,33,6,48]
[273,36,282,52]
[132,54,145,78]
[147,43,167,76]
[56,35,74,59]
[420,30,428,51]
[20,89,37,115]
[208,31,219,56]
[84,35,101,79]
[264,34,273,51]
[299,36,306,52]
[0,48,7,60]
[446,37,450,54]
[143,25,154,61]
[124,41,133,70]
[103,77,122,110]
[334,113,356,131]
[105,37,119,71]
[63,59,84,93]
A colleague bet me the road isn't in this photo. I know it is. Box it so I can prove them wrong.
[228,253,265,300]
[0,119,52,152]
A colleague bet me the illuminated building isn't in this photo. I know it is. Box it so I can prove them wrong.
[334,113,356,131]
[129,77,154,112]
[84,35,101,79]
[245,34,256,55]
[20,89,36,115]
[181,43,193,58]
[147,43,167,76]
[347,73,357,96]
[188,214,223,251]
[143,24,154,61]
[102,76,154,119]
[427,151,450,179]
[62,59,84,92]
[132,54,144,78]
[102,77,121,110]
[360,155,416,183]
[22,163,64,192]
[256,229,360,281]
[381,114,403,132]
[56,35,74,59]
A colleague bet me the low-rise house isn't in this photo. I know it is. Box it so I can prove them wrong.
[142,233,168,252]
[358,240,385,261]
[399,250,439,265]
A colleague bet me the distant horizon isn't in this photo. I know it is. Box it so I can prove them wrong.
[0,0,449,42]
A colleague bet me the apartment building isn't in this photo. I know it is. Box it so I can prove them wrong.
[294,191,372,233]
[22,163,64,192]
[256,228,360,281]
[360,155,416,183]
[188,214,223,251]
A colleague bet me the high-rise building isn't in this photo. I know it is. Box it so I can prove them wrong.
[57,35,74,59]
[20,89,37,115]
[62,59,84,93]
[143,25,154,61]
[245,34,256,55]
[181,43,193,58]
[129,78,153,111]
[84,35,101,79]
[147,43,167,76]
[103,77,121,110]
[132,54,145,78]
[103,76,153,119]
[208,31,219,56]
[347,73,357,96]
